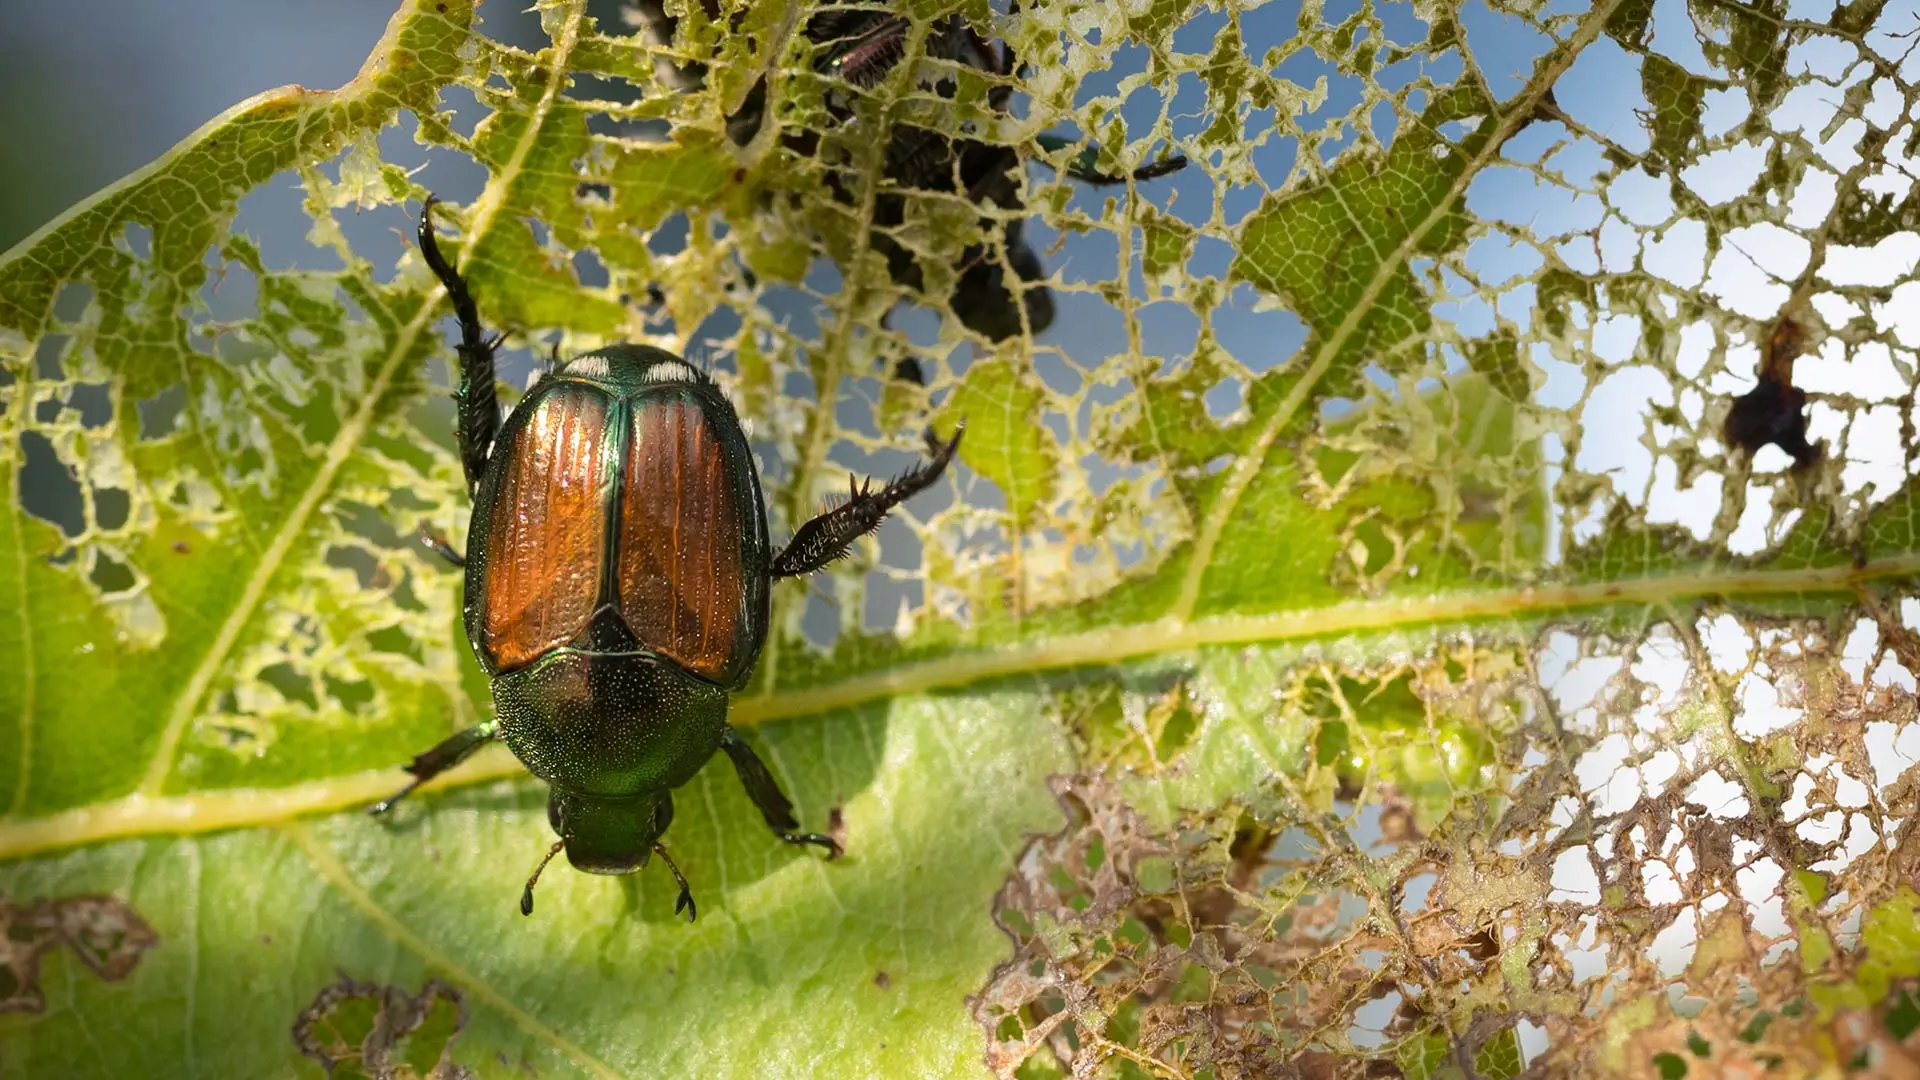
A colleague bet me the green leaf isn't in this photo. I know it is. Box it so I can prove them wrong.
[4,0,1920,1076]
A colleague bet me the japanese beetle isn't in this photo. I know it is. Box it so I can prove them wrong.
[632,0,1186,375]
[373,198,963,919]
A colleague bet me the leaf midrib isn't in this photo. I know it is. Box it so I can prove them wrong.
[9,553,1909,862]
[5,372,34,816]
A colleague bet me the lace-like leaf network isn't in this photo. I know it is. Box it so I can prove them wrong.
[0,0,1917,1077]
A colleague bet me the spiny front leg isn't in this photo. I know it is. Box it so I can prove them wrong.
[418,196,503,496]
[769,425,964,579]
[719,729,841,858]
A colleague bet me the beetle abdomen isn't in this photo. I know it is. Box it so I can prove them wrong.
[617,391,749,682]
[482,382,617,671]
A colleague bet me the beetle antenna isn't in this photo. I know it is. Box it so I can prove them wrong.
[520,838,566,916]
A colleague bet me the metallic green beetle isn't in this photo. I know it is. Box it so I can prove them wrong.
[372,198,962,919]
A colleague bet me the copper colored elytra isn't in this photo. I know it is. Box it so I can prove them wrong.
[371,196,964,921]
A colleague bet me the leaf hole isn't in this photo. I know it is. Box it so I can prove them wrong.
[327,544,387,591]
[572,245,610,289]
[86,548,137,595]
[323,674,376,714]
[32,333,70,379]
[366,625,425,663]
[259,661,319,710]
[1346,989,1401,1048]
[92,486,129,531]
[1202,375,1244,421]
[17,431,86,537]
[136,384,186,440]
[68,383,114,428]
[1153,700,1197,760]
[117,222,153,260]
[800,590,841,651]
[334,500,407,548]
[862,567,925,637]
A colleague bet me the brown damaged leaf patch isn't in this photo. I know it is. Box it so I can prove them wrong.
[292,975,472,1080]
[974,610,1920,1078]
[0,894,158,1014]
[972,773,1501,1079]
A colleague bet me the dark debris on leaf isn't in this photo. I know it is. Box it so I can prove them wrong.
[1724,316,1821,469]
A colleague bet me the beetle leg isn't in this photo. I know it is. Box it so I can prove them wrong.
[768,425,965,578]
[369,721,498,815]
[652,843,697,922]
[1033,133,1190,186]
[718,728,843,858]
[415,521,466,568]
[418,196,502,497]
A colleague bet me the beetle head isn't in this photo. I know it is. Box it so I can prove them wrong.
[548,788,674,875]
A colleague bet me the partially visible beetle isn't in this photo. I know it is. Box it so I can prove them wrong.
[373,197,962,919]
[632,0,1186,376]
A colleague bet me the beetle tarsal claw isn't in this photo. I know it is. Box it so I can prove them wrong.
[653,843,696,922]
[928,421,965,461]
[782,831,843,860]
[367,785,414,818]
[414,521,466,569]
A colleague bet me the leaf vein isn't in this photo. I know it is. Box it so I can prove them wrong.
[135,300,440,796]
[137,0,590,797]
[6,417,35,818]
[283,822,627,1080]
[1170,0,1628,621]
[2,556,1911,860]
